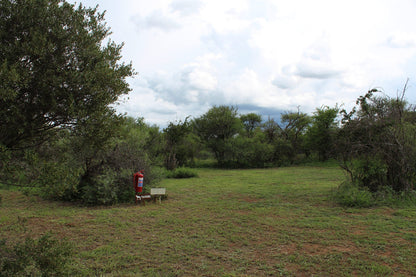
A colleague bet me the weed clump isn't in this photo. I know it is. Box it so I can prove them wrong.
[333,181,416,208]
[0,234,73,276]
[332,181,374,207]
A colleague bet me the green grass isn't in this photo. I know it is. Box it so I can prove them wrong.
[1,165,416,276]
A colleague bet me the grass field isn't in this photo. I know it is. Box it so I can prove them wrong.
[1,165,416,276]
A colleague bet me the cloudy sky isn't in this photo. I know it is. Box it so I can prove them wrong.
[74,0,416,127]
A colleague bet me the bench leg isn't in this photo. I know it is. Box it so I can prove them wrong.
[136,195,145,206]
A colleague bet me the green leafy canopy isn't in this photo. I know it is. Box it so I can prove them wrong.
[0,0,135,150]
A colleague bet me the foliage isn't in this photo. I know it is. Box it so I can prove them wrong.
[0,0,134,150]
[348,158,388,192]
[166,167,198,179]
[0,0,143,205]
[270,137,294,166]
[193,105,242,166]
[240,113,262,138]
[192,106,329,167]
[36,160,82,201]
[332,181,375,207]
[337,87,416,192]
[0,234,73,276]
[1,116,162,205]
[279,110,311,163]
[230,135,274,168]
[333,181,416,208]
[71,116,160,204]
[305,105,339,161]
[163,118,195,170]
[80,168,134,205]
[262,117,281,143]
[120,117,164,167]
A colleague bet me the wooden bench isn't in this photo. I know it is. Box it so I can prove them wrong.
[135,194,151,205]
[150,188,166,204]
[135,188,166,205]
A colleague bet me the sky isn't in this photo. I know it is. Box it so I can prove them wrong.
[73,0,416,127]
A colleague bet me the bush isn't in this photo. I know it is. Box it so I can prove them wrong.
[337,90,416,193]
[0,234,73,276]
[193,158,217,168]
[333,181,416,208]
[373,186,416,207]
[272,138,294,166]
[231,136,274,168]
[36,161,82,202]
[81,169,120,205]
[332,181,374,207]
[349,158,388,192]
[166,167,198,179]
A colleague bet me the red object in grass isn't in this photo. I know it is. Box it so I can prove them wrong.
[133,171,144,193]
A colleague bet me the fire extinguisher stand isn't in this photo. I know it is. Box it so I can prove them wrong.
[133,170,144,205]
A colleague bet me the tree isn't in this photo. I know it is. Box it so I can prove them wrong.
[230,134,273,168]
[337,88,416,192]
[163,118,192,170]
[305,105,339,161]
[279,110,311,162]
[262,116,280,143]
[70,111,123,188]
[193,105,242,166]
[28,116,160,204]
[0,0,134,150]
[240,113,262,138]
[0,0,141,205]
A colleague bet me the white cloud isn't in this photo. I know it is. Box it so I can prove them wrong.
[386,33,416,49]
[294,61,342,80]
[133,10,181,32]
[143,55,223,108]
[184,68,217,91]
[169,0,204,16]
[272,68,298,90]
[73,0,416,126]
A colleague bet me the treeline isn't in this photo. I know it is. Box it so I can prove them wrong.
[3,87,415,205]
[162,105,335,169]
[164,88,416,196]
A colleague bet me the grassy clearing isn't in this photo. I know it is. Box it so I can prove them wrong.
[1,166,416,276]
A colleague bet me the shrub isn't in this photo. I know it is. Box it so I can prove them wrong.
[36,161,82,202]
[81,169,119,205]
[0,234,73,276]
[337,89,416,193]
[333,181,416,208]
[166,167,198,179]
[332,181,374,207]
[272,138,294,166]
[373,186,416,207]
[81,168,139,205]
[231,136,274,168]
[349,158,388,192]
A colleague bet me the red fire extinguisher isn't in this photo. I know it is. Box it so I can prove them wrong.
[133,170,144,194]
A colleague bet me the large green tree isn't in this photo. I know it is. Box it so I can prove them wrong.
[163,118,193,170]
[279,110,311,162]
[305,106,339,161]
[240,113,262,138]
[0,0,134,150]
[193,105,242,165]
